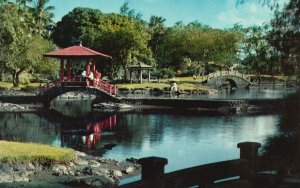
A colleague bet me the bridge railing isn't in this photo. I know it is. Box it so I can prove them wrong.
[38,79,61,94]
[120,142,286,188]
[208,71,249,80]
[38,79,117,96]
[95,80,117,95]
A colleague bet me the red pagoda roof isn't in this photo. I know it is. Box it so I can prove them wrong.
[43,45,112,58]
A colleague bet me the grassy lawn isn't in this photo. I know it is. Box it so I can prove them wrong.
[247,74,297,81]
[0,82,41,89]
[117,81,209,92]
[0,141,75,164]
[117,82,170,90]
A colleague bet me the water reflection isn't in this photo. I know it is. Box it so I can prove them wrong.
[51,98,93,117]
[61,114,118,155]
[119,88,294,100]
[0,112,59,145]
[106,112,279,172]
[0,98,282,172]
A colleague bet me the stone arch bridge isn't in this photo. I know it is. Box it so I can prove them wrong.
[207,71,251,89]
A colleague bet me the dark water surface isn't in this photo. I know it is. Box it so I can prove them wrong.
[119,87,294,100]
[0,100,281,173]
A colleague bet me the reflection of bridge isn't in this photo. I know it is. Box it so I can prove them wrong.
[61,114,117,155]
[207,71,251,89]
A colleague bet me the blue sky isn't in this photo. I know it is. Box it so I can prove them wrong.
[50,0,285,28]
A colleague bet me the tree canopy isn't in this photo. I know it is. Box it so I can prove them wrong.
[155,24,243,75]
[0,0,299,85]
[51,7,154,78]
[0,3,57,86]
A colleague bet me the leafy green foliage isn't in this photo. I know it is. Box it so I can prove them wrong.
[119,2,142,21]
[0,3,57,86]
[268,0,300,75]
[30,0,55,37]
[148,16,166,54]
[155,24,243,74]
[241,25,280,79]
[152,68,176,80]
[52,8,154,78]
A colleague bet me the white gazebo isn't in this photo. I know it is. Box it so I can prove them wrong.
[127,63,154,83]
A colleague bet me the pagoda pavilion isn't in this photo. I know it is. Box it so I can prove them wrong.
[43,43,116,95]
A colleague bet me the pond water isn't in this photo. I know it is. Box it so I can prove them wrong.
[119,87,294,100]
[0,97,285,174]
[0,88,297,177]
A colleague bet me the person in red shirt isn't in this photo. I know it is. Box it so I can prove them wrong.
[94,70,101,87]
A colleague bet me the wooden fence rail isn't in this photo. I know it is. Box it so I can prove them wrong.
[120,142,270,188]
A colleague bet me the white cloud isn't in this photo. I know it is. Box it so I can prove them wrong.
[216,0,273,28]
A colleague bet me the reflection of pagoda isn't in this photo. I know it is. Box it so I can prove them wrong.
[61,114,117,155]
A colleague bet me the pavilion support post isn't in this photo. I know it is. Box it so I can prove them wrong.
[60,59,65,82]
[67,59,71,81]
[92,60,96,87]
[86,60,91,86]
[86,61,90,76]
[140,69,143,83]
[92,61,96,73]
[148,70,151,82]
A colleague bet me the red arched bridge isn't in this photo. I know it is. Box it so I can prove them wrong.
[37,79,119,107]
[38,44,120,107]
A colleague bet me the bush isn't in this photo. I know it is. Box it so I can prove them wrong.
[179,69,197,77]
[152,69,176,79]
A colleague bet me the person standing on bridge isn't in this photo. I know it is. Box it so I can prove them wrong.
[94,71,101,87]
[81,70,86,81]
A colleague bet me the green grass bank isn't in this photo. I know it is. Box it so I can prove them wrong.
[0,141,75,164]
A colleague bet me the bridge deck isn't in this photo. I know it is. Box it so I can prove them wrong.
[60,81,87,87]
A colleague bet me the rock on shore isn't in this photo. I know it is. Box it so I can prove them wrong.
[0,151,140,187]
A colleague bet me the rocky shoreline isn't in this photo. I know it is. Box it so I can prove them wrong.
[0,151,140,187]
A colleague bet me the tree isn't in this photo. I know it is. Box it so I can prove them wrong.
[16,0,32,8]
[119,2,142,20]
[30,0,55,37]
[155,24,242,74]
[52,8,154,79]
[241,25,281,82]
[148,16,166,54]
[0,4,57,86]
[268,0,300,76]
[238,0,300,76]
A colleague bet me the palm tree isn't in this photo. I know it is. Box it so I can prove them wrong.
[148,16,166,53]
[16,0,32,8]
[31,0,54,36]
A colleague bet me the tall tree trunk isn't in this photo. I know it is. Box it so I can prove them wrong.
[12,68,25,87]
[12,71,18,87]
[0,64,4,82]
[123,65,127,81]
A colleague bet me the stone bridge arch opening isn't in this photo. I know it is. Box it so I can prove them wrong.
[226,79,238,89]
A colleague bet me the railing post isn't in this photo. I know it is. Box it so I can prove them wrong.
[237,142,261,179]
[138,157,168,188]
